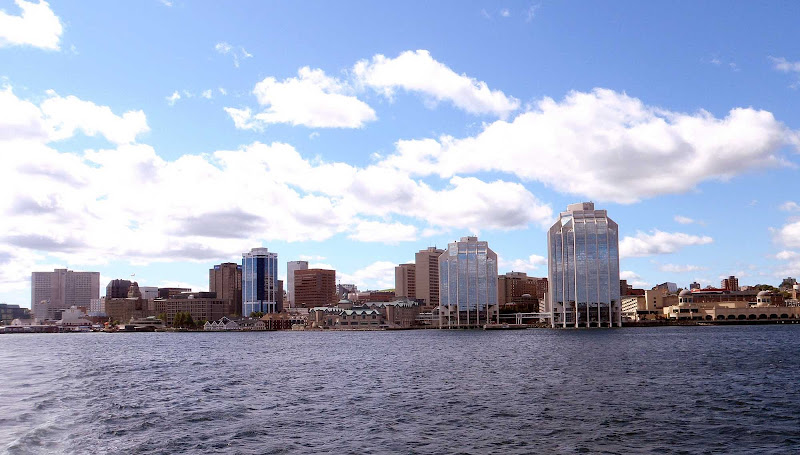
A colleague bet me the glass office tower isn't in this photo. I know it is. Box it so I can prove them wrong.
[438,236,498,328]
[547,202,621,328]
[242,247,280,316]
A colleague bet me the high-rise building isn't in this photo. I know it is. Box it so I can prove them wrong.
[242,247,281,315]
[547,202,621,328]
[438,236,498,327]
[394,263,416,299]
[210,262,243,316]
[106,279,132,299]
[415,247,444,309]
[287,260,309,308]
[721,276,739,292]
[294,269,337,308]
[689,281,701,290]
[31,269,100,320]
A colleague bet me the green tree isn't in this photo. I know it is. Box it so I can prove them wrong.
[173,312,184,328]
[184,313,195,329]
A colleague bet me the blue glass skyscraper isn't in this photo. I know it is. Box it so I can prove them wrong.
[242,247,280,316]
[547,202,621,328]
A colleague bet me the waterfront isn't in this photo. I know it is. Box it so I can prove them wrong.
[1,326,799,454]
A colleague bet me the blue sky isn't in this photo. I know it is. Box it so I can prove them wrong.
[2,0,800,307]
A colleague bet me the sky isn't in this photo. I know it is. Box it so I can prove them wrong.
[1,0,800,308]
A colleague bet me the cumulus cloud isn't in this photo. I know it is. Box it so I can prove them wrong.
[659,263,705,273]
[376,88,797,203]
[0,0,62,50]
[0,86,148,145]
[620,270,648,288]
[499,254,546,274]
[776,220,800,249]
[214,41,252,68]
[776,250,799,260]
[779,201,800,212]
[353,50,520,118]
[338,261,397,290]
[0,87,554,289]
[620,230,713,258]
[227,67,377,129]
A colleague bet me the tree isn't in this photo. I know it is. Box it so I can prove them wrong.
[184,313,195,329]
[173,312,184,328]
[250,311,265,318]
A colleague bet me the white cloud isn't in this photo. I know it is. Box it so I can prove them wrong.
[776,250,799,260]
[674,215,694,224]
[353,50,520,118]
[499,254,546,274]
[0,86,148,145]
[620,230,713,258]
[769,56,800,73]
[620,270,648,288]
[526,3,541,22]
[201,89,213,99]
[338,261,397,290]
[228,67,377,129]
[779,201,800,212]
[158,0,173,6]
[214,41,252,68]
[166,91,181,106]
[0,0,62,50]
[659,263,705,273]
[776,220,800,249]
[218,87,227,95]
[377,88,796,203]
[500,8,510,17]
[0,87,553,284]
[298,255,326,261]
[348,220,418,243]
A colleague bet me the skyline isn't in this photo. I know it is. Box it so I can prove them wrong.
[2,1,800,308]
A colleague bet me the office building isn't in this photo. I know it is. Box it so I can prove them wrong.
[287,260,309,308]
[547,202,621,328]
[721,276,739,292]
[106,279,132,299]
[438,236,499,328]
[415,247,444,310]
[210,262,242,316]
[394,263,416,299]
[294,269,337,308]
[31,269,100,320]
[242,247,281,315]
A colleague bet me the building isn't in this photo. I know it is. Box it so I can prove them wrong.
[158,287,191,299]
[0,304,30,324]
[210,262,242,316]
[547,202,621,328]
[415,247,444,310]
[294,269,337,308]
[498,272,547,305]
[395,263,416,299]
[106,279,132,299]
[287,260,309,308]
[689,281,701,290]
[31,269,100,320]
[663,289,800,321]
[105,297,150,324]
[152,295,227,326]
[438,236,499,328]
[139,286,158,300]
[721,276,740,292]
[337,283,358,298]
[654,282,678,293]
[242,247,281,315]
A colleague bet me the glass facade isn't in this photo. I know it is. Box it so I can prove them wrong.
[438,236,498,327]
[547,203,621,327]
[242,247,280,315]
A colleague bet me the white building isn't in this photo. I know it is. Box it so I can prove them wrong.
[547,202,622,328]
[32,269,100,320]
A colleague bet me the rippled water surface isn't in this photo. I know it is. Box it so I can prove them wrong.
[1,326,799,454]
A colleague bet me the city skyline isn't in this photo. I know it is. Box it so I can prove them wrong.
[2,1,800,309]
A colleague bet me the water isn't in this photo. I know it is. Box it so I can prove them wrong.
[1,326,799,454]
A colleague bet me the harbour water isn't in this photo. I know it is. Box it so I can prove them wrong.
[1,326,799,454]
